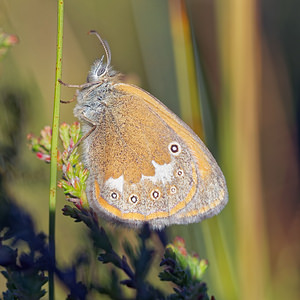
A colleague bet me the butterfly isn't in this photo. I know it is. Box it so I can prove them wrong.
[60,31,228,229]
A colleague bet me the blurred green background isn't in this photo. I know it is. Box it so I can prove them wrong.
[0,0,299,299]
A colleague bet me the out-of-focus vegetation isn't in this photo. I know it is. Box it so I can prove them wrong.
[0,0,299,299]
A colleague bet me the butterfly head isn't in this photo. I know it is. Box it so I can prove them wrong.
[87,57,117,83]
[86,31,120,84]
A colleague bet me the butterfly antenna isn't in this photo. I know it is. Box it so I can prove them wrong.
[89,30,111,71]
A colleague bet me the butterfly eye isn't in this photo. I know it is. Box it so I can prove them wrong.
[170,186,177,194]
[129,194,139,204]
[97,66,106,76]
[151,189,161,200]
[87,57,108,82]
[168,142,181,156]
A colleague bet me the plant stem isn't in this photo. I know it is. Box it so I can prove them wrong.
[49,1,64,299]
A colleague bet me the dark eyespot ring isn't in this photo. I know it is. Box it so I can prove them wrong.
[151,189,161,200]
[129,194,139,204]
[111,192,118,200]
[176,169,184,177]
[168,142,181,156]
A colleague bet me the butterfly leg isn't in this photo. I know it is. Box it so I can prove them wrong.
[60,94,77,104]
[58,79,91,89]
[58,79,94,104]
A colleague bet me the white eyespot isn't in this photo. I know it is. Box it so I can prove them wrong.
[175,169,184,177]
[170,186,177,194]
[129,194,139,204]
[150,189,161,200]
[168,142,181,156]
[110,192,119,200]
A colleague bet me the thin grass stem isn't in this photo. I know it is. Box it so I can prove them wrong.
[49,1,64,299]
